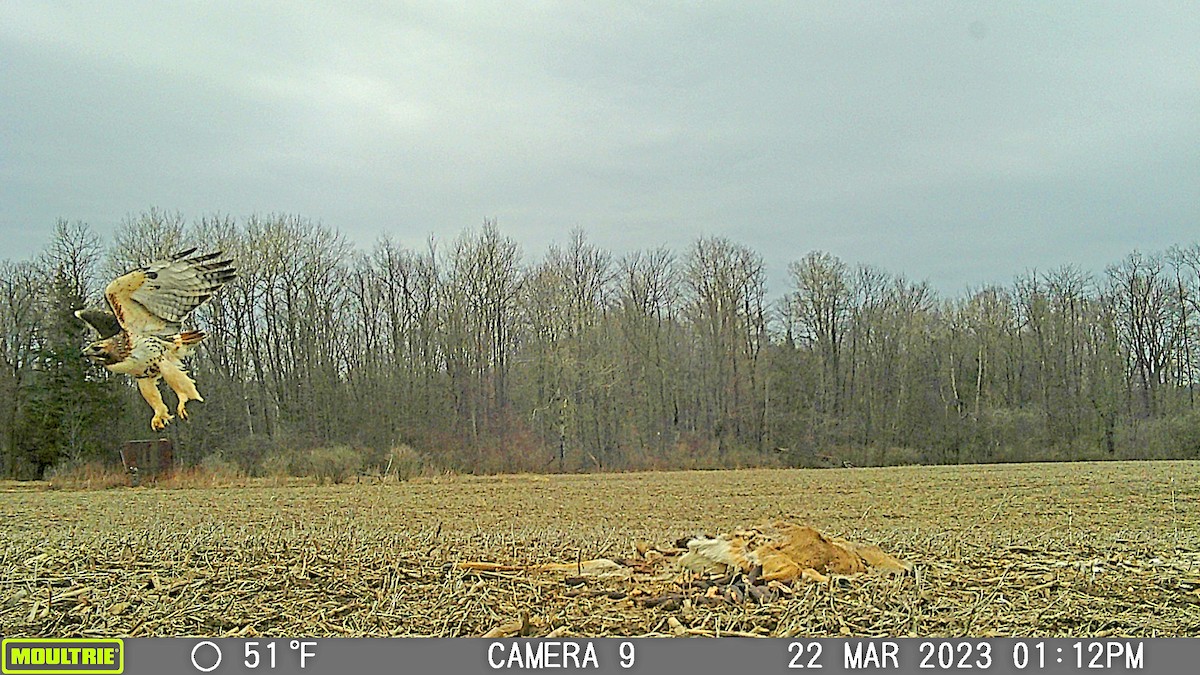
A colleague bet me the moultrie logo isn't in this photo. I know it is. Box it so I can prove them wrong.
[1,639,123,675]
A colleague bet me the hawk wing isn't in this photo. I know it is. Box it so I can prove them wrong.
[74,307,124,339]
[105,249,237,335]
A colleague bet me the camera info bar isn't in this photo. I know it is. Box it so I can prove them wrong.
[3,637,1186,675]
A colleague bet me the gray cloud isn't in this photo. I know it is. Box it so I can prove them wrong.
[1,2,1197,294]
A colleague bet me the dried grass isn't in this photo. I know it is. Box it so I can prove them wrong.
[2,461,1198,637]
[44,461,129,491]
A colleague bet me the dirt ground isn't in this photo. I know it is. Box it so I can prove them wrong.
[2,461,1198,637]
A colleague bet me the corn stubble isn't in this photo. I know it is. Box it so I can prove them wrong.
[1,461,1198,637]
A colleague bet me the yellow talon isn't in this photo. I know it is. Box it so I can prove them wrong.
[151,412,174,430]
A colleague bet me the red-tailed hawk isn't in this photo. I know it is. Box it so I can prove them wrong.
[78,249,236,430]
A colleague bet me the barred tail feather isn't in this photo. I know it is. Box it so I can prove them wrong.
[175,330,207,358]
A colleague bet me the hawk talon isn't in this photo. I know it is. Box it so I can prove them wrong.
[151,412,174,430]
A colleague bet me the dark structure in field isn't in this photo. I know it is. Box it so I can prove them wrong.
[120,439,174,483]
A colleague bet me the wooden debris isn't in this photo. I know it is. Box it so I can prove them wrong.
[482,611,531,638]
[456,558,630,579]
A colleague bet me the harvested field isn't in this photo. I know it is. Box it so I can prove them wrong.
[2,461,1199,638]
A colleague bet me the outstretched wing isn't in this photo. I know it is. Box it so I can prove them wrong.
[105,249,237,335]
[74,307,124,339]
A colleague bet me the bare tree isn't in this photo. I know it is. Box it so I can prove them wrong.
[685,237,768,456]
[442,220,522,452]
[1106,252,1181,417]
[786,251,851,419]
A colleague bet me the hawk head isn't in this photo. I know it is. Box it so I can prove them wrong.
[81,337,123,366]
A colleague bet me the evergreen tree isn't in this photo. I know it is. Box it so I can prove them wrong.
[17,222,122,475]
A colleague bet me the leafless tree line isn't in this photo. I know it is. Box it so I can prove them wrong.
[3,211,1199,478]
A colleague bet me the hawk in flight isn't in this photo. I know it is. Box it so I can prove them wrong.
[78,249,236,430]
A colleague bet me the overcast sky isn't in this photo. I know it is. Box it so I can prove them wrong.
[1,2,1197,294]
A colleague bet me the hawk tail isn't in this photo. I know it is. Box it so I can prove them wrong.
[175,330,207,358]
[179,329,206,345]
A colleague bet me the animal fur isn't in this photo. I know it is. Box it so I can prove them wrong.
[679,520,912,584]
